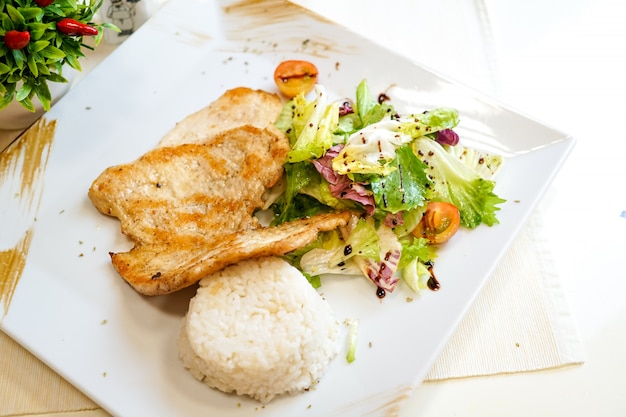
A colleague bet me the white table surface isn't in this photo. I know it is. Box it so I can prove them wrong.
[4,0,626,416]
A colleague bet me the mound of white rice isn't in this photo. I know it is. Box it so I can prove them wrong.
[178,256,339,403]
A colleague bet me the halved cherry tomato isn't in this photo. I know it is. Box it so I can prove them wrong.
[273,60,318,98]
[412,201,461,244]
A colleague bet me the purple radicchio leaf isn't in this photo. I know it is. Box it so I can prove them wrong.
[312,144,376,215]
[435,128,459,146]
[361,249,402,292]
[338,99,354,116]
[383,211,404,228]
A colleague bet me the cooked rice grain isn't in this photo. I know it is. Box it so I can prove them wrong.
[178,257,339,403]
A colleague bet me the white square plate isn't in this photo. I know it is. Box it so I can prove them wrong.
[0,1,574,416]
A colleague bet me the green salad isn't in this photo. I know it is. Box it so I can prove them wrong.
[268,80,506,297]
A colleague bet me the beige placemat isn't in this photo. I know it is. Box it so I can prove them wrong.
[0,212,584,416]
[425,211,584,381]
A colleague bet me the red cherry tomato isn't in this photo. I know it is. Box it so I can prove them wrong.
[412,202,461,244]
[273,60,318,98]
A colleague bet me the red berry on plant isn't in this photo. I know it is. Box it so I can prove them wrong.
[56,18,99,36]
[3,30,31,50]
[34,0,55,6]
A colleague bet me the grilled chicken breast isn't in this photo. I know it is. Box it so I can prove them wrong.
[110,211,353,296]
[157,87,284,148]
[90,124,288,240]
[89,88,351,295]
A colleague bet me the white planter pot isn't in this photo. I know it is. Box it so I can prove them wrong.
[0,66,78,131]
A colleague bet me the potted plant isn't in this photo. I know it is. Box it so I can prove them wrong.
[0,0,118,118]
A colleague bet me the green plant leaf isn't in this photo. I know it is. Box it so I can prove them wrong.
[1,81,15,97]
[16,83,33,101]
[27,57,39,77]
[11,48,26,69]
[0,92,15,110]
[36,62,50,75]
[8,72,22,83]
[93,30,103,46]
[66,0,80,10]
[27,22,50,40]
[54,32,63,48]
[2,18,13,33]
[40,30,55,42]
[17,7,43,20]
[34,80,52,111]
[65,52,81,70]
[45,5,65,18]
[47,72,67,83]
[40,45,65,60]
[100,21,121,32]
[19,95,35,112]
[0,62,10,74]
[30,40,49,53]
[6,4,25,26]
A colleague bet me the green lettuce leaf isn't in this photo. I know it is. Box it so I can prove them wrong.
[369,145,431,214]
[329,217,379,265]
[355,79,395,127]
[397,108,460,139]
[332,118,413,175]
[287,85,339,163]
[271,162,324,224]
[412,138,506,228]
